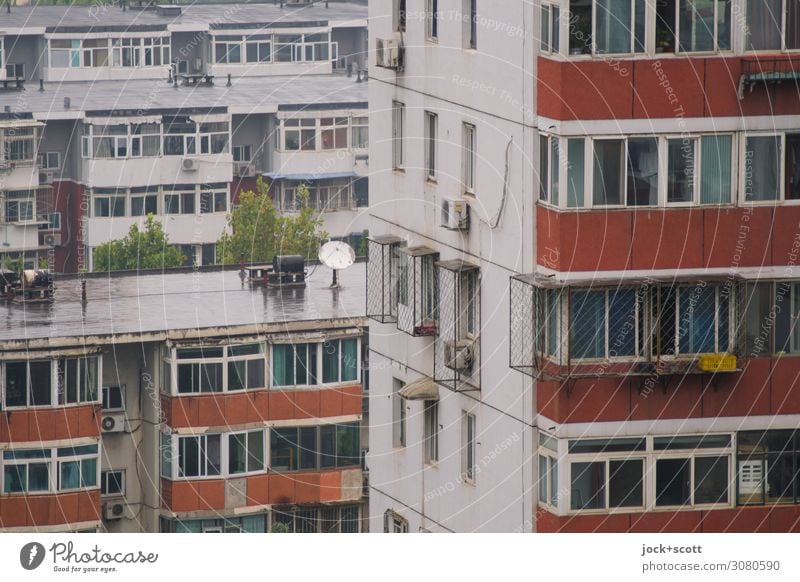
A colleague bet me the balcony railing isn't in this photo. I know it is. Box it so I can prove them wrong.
[366,235,403,324]
[396,246,439,337]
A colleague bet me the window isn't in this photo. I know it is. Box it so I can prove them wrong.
[160,432,172,479]
[172,344,265,394]
[131,189,158,216]
[462,412,477,483]
[268,505,359,533]
[465,0,477,48]
[3,360,53,407]
[351,116,368,149]
[164,513,268,533]
[463,269,479,336]
[93,191,126,217]
[384,510,409,533]
[743,133,800,202]
[463,123,476,194]
[392,102,405,169]
[570,458,645,510]
[4,191,34,223]
[164,191,195,215]
[569,0,645,54]
[667,138,696,203]
[228,431,265,475]
[541,3,561,53]
[200,188,228,214]
[40,212,61,230]
[57,357,100,405]
[272,343,318,387]
[111,36,169,67]
[392,379,406,448]
[272,33,332,63]
[746,0,799,50]
[627,137,659,206]
[163,118,198,156]
[199,123,229,155]
[353,178,369,207]
[319,117,348,150]
[131,123,161,157]
[677,0,732,52]
[539,135,560,205]
[657,284,732,356]
[426,0,439,40]
[178,434,221,478]
[102,385,124,411]
[570,288,642,360]
[744,281,800,355]
[245,34,272,63]
[397,0,407,32]
[424,400,439,464]
[269,424,359,471]
[50,38,108,68]
[38,151,61,170]
[6,63,24,79]
[101,470,125,496]
[232,144,252,162]
[57,445,99,490]
[3,449,51,493]
[322,339,359,383]
[281,118,316,151]
[538,433,559,508]
[214,35,243,64]
[737,430,800,505]
[425,111,438,180]
[655,456,729,506]
[593,139,624,205]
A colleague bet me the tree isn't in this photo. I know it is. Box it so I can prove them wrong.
[92,215,186,272]
[217,177,327,265]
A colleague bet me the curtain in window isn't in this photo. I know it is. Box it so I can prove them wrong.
[322,341,340,383]
[679,286,717,353]
[596,0,632,52]
[787,1,800,48]
[81,458,97,487]
[229,434,247,474]
[746,0,782,50]
[240,515,265,533]
[29,463,49,491]
[608,289,637,356]
[570,290,606,358]
[60,461,80,489]
[3,466,25,492]
[745,136,780,201]
[700,135,732,204]
[626,138,659,206]
[272,345,290,386]
[341,339,358,382]
[679,0,716,51]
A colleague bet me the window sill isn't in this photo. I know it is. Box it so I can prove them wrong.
[3,402,101,411]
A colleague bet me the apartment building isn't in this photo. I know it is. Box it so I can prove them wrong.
[0,1,369,272]
[0,263,368,532]
[369,0,800,533]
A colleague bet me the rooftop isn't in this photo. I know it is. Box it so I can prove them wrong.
[0,2,367,32]
[0,74,368,117]
[0,262,366,346]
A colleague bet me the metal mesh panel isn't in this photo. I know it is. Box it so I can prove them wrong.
[509,276,536,377]
[397,251,438,336]
[434,263,480,391]
[366,238,399,323]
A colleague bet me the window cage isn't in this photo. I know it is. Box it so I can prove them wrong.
[434,259,480,391]
[397,246,439,337]
[509,274,744,380]
[366,235,404,323]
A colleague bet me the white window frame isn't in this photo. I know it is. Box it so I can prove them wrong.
[2,357,101,409]
[740,131,800,205]
[538,432,559,509]
[3,191,35,223]
[102,385,125,411]
[227,430,266,476]
[424,111,438,181]
[426,0,439,41]
[540,3,561,54]
[38,151,61,170]
[1,449,54,495]
[164,430,269,481]
[168,343,267,395]
[392,379,406,448]
[100,469,126,497]
[392,101,405,170]
[590,0,646,55]
[744,0,800,52]
[462,123,476,195]
[232,144,252,162]
[462,411,477,484]
[423,400,439,464]
[56,444,100,492]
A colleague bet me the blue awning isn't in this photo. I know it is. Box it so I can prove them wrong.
[262,171,358,181]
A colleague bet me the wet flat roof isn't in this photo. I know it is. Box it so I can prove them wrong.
[0,262,366,345]
[0,74,367,117]
[0,3,367,32]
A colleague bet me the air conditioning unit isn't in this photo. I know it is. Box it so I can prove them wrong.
[444,339,475,371]
[182,157,200,172]
[39,171,55,185]
[43,233,61,247]
[441,198,470,230]
[234,162,255,177]
[103,501,126,521]
[376,37,402,70]
[101,412,128,434]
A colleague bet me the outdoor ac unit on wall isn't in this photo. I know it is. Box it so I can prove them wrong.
[444,339,475,371]
[101,412,128,434]
[376,38,402,70]
[103,501,126,521]
[441,198,470,231]
[182,157,200,172]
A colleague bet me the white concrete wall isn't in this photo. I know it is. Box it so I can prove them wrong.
[82,155,233,189]
[86,213,227,247]
[367,0,537,532]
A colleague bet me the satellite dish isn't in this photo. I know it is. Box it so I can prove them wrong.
[318,241,356,288]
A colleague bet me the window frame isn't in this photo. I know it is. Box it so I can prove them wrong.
[424,111,438,181]
[462,123,477,195]
[2,356,101,409]
[100,469,126,497]
[462,411,477,484]
[392,102,406,170]
[423,400,439,465]
[167,343,267,395]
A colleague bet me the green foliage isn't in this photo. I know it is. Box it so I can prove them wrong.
[270,522,290,533]
[2,255,24,274]
[92,215,186,272]
[217,177,327,265]
[358,229,369,257]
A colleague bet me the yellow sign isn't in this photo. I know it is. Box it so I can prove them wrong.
[697,354,738,372]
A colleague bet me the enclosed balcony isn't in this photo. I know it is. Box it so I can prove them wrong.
[366,235,403,324]
[396,246,439,337]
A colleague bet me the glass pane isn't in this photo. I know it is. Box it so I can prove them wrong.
[785,134,800,200]
[550,137,560,205]
[3,465,25,492]
[668,139,695,203]
[744,136,780,201]
[29,361,52,406]
[29,463,50,492]
[270,428,298,471]
[341,339,358,382]
[570,461,605,509]
[694,456,728,504]
[655,458,691,506]
[336,423,360,467]
[247,359,265,389]
[765,453,796,504]
[204,435,220,476]
[81,458,97,487]
[593,140,624,205]
[60,460,80,490]
[654,434,731,450]
[539,135,549,202]
[679,0,716,51]
[596,0,631,53]
[179,437,200,477]
[678,286,717,353]
[746,0,782,50]
[228,360,245,391]
[609,459,644,507]
[608,288,637,356]
[570,290,606,358]
[229,433,246,474]
[700,135,732,204]
[549,458,558,506]
[4,362,27,406]
[569,0,593,54]
[539,455,548,503]
[569,437,646,454]
[717,0,732,49]
[320,425,337,468]
[322,341,339,383]
[567,138,585,207]
[248,431,264,471]
[626,138,659,206]
[300,427,317,470]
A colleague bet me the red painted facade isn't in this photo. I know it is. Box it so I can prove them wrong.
[0,490,101,529]
[0,405,101,443]
[538,55,800,121]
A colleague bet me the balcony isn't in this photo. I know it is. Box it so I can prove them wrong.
[509,274,742,381]
[396,246,439,337]
[366,235,403,324]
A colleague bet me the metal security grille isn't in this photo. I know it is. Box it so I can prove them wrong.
[434,259,480,391]
[509,274,537,377]
[397,246,439,336]
[366,235,403,323]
